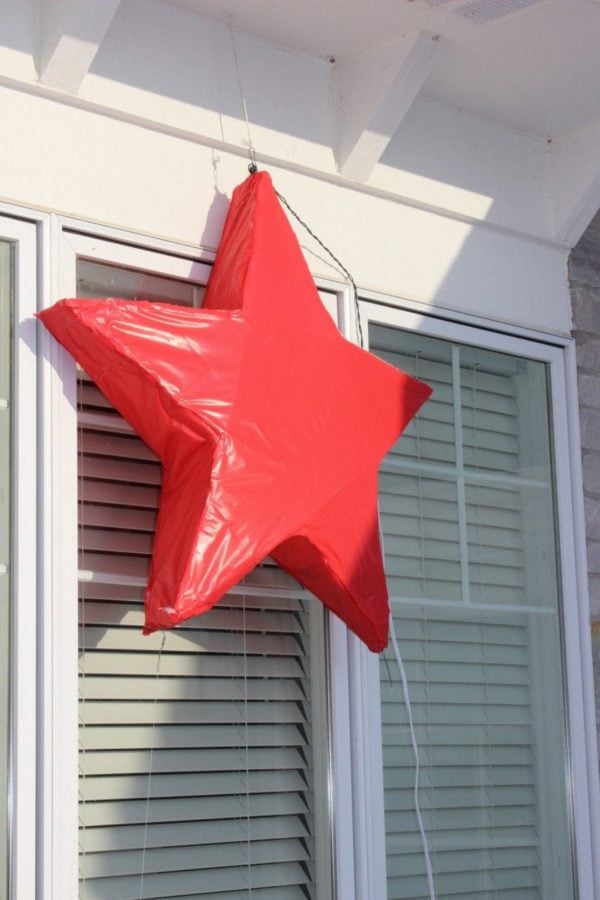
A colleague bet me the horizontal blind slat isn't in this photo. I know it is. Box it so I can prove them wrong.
[80,723,308,751]
[80,793,311,827]
[80,699,307,726]
[80,625,306,657]
[80,651,305,679]
[80,814,309,852]
[81,675,306,702]
[79,860,312,899]
[80,769,308,801]
[80,838,311,878]
[81,601,306,634]
[81,746,307,777]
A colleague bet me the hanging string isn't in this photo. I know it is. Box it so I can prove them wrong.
[412,350,435,895]
[380,506,436,900]
[388,616,436,900]
[228,19,363,346]
[228,21,257,173]
[378,342,435,897]
[139,630,167,900]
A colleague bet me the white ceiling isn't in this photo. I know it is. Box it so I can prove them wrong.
[166,0,600,138]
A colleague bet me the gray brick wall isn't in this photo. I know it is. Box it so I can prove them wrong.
[569,210,600,753]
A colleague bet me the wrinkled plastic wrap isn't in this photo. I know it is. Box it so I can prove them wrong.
[38,171,432,651]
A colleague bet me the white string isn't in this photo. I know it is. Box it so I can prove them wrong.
[228,20,257,169]
[228,19,367,346]
[388,615,437,900]
[139,630,167,900]
[379,509,436,900]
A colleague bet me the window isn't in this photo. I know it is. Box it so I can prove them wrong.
[39,227,599,900]
[70,250,332,898]
[359,302,599,900]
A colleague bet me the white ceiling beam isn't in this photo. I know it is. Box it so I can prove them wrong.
[549,125,600,246]
[38,0,122,94]
[334,32,443,183]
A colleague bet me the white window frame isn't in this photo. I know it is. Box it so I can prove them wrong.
[41,229,215,899]
[349,297,600,900]
[0,214,38,900]
[40,224,358,900]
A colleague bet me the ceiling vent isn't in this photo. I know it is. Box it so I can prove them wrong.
[452,0,549,24]
[419,0,551,23]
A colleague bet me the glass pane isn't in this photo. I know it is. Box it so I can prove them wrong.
[77,260,205,306]
[0,240,13,899]
[460,345,552,480]
[381,606,571,900]
[466,480,558,609]
[370,325,456,468]
[76,261,329,899]
[372,323,575,900]
[379,473,462,602]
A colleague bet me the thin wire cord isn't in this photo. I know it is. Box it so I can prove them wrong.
[139,631,167,900]
[273,189,364,348]
[229,21,257,171]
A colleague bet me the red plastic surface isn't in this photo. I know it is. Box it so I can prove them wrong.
[38,172,432,651]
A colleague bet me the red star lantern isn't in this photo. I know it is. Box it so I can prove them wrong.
[39,172,431,651]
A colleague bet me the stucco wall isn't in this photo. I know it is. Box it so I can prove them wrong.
[569,211,600,749]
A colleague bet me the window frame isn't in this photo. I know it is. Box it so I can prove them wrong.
[352,297,600,899]
[41,225,357,899]
[0,214,38,900]
[40,229,223,899]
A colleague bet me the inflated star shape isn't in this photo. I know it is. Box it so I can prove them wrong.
[39,172,431,651]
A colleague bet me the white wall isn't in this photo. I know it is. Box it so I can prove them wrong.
[0,0,573,333]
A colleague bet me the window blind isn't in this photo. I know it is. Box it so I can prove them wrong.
[76,261,328,899]
[372,325,575,900]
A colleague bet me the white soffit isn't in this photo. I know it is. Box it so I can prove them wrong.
[166,0,600,139]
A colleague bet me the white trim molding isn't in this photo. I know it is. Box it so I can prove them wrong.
[548,125,600,246]
[334,32,443,183]
[2,215,39,900]
[37,0,123,94]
